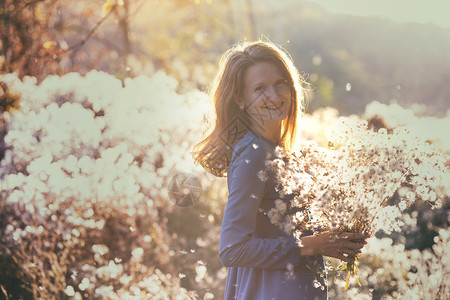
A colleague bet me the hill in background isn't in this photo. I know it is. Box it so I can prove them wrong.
[253,0,450,115]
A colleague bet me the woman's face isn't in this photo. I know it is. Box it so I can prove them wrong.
[238,61,292,130]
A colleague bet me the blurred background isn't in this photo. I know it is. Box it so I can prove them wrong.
[0,0,449,299]
[2,0,450,114]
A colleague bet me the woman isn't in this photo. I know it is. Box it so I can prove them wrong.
[192,41,369,299]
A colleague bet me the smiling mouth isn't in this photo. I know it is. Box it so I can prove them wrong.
[262,101,284,110]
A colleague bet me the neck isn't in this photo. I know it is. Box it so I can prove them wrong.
[251,121,282,144]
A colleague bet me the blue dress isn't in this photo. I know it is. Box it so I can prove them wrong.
[219,130,327,300]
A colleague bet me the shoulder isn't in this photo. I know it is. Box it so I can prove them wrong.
[229,131,276,171]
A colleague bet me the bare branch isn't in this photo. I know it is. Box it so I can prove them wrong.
[64,3,117,53]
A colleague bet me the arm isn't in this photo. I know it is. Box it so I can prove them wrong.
[219,141,301,270]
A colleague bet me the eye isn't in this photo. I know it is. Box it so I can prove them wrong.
[276,79,289,86]
[254,86,264,92]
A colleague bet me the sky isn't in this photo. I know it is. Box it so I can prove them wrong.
[306,0,450,29]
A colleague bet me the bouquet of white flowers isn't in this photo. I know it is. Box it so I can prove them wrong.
[263,119,448,288]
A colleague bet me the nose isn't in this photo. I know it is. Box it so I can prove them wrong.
[264,85,279,102]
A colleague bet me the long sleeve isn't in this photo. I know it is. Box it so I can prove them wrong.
[219,137,301,270]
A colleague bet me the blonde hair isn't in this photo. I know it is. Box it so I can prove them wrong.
[192,41,306,177]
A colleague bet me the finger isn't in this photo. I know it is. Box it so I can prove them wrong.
[340,249,361,261]
[340,240,365,250]
[355,238,369,245]
[340,232,369,240]
[326,232,340,243]
[333,246,360,258]
[333,252,351,263]
[321,248,354,262]
[345,248,361,257]
[333,237,363,249]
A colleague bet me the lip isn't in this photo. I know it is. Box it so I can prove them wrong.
[262,101,285,110]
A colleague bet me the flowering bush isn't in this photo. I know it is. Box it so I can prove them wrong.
[0,71,225,299]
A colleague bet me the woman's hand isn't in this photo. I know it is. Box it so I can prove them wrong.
[300,232,370,262]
